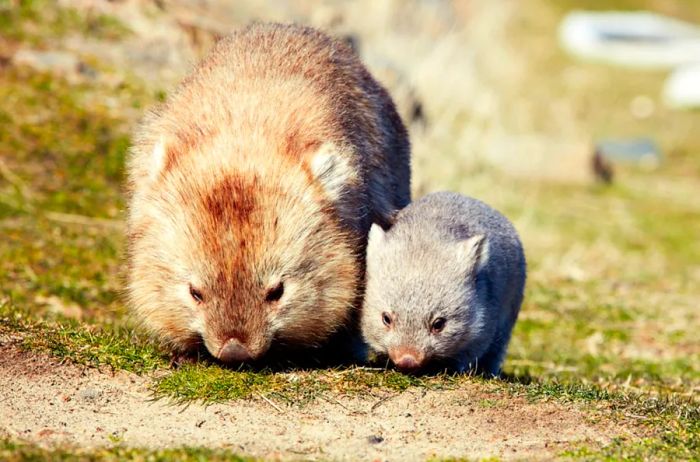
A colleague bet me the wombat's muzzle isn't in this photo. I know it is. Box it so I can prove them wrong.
[389,346,425,372]
[218,338,252,363]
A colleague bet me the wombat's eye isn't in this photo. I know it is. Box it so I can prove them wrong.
[431,317,446,333]
[382,312,393,327]
[189,284,204,303]
[265,281,284,303]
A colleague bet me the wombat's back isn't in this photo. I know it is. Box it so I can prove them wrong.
[129,23,410,234]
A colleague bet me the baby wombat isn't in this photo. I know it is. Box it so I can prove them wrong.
[362,192,525,375]
[126,24,410,363]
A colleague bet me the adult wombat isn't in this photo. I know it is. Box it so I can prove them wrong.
[126,23,411,363]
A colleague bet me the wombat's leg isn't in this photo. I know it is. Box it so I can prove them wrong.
[348,334,372,363]
[170,351,199,368]
[476,331,513,378]
[169,345,209,368]
[455,354,480,375]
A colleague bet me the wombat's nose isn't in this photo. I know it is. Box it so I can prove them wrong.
[218,338,252,363]
[389,346,424,371]
[394,354,420,371]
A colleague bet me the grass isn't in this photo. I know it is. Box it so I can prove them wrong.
[0,300,166,373]
[0,440,257,462]
[564,418,699,461]
[494,377,700,461]
[0,64,149,322]
[0,0,698,460]
[153,362,455,405]
[0,0,131,45]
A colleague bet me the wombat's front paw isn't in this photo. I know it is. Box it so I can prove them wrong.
[169,351,201,368]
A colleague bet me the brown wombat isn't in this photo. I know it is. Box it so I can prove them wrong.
[126,23,411,363]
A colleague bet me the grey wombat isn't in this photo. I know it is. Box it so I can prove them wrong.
[361,192,526,375]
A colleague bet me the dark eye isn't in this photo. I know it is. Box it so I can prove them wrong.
[382,312,393,327]
[431,317,446,333]
[189,284,204,303]
[265,281,284,303]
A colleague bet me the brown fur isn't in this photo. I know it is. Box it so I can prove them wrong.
[126,23,411,361]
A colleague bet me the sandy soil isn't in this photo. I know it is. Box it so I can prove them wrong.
[0,346,621,461]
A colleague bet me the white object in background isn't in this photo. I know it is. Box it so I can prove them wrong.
[664,64,700,108]
[559,11,700,69]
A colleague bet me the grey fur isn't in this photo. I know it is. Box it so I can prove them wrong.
[361,192,526,375]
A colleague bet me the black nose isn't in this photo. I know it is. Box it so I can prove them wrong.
[218,338,252,363]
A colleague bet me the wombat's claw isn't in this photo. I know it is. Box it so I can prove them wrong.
[170,352,198,368]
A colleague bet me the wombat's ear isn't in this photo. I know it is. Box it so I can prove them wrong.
[367,223,386,252]
[371,209,397,232]
[148,136,168,182]
[456,234,489,274]
[309,143,358,203]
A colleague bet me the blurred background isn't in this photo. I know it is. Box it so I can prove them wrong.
[0,0,698,393]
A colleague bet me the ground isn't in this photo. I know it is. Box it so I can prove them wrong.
[1,346,621,461]
[0,0,698,461]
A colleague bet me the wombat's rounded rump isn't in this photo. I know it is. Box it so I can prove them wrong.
[126,23,411,362]
[362,192,525,375]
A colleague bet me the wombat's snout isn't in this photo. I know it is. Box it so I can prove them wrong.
[218,338,252,363]
[389,347,425,372]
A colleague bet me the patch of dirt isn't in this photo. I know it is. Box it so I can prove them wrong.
[0,346,620,461]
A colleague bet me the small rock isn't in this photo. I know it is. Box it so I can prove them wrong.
[367,435,384,444]
[79,388,102,401]
[38,428,55,438]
